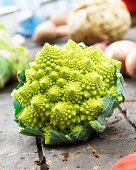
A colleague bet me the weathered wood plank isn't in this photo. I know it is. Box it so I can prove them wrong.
[0,131,38,170]
[0,84,38,170]
[43,109,136,170]
[123,78,136,101]
[120,78,136,127]
[125,102,136,127]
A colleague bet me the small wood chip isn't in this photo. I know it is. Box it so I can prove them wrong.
[93,165,99,170]
[87,144,99,158]
[61,151,69,161]
[46,160,52,167]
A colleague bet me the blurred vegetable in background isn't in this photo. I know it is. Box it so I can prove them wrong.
[105,40,136,75]
[105,40,136,79]
[123,0,136,26]
[67,0,131,45]
[33,11,68,44]
[123,0,136,14]
[111,152,136,170]
[0,25,31,89]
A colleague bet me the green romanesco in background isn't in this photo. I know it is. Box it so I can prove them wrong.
[12,39,124,145]
[0,25,31,89]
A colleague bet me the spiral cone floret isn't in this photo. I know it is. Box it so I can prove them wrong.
[80,98,103,121]
[82,72,106,97]
[50,102,80,130]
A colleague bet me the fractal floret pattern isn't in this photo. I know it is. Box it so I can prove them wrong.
[12,40,124,145]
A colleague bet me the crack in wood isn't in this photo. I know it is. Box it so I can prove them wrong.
[118,106,136,130]
[125,99,136,103]
[35,137,49,170]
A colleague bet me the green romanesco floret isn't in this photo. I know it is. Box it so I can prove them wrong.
[71,125,84,132]
[30,80,41,95]
[59,66,71,79]
[86,49,106,64]
[79,58,95,74]
[31,94,48,112]
[29,61,38,70]
[13,39,123,138]
[40,76,53,92]
[18,106,41,130]
[49,71,59,80]
[31,94,51,122]
[65,39,82,50]
[37,69,46,78]
[25,69,39,82]
[108,86,124,103]
[106,58,121,71]
[13,83,33,107]
[81,72,106,97]
[69,70,82,82]
[95,62,116,88]
[50,102,80,130]
[63,82,82,104]
[56,78,67,87]
[63,58,95,75]
[47,85,62,102]
[80,98,103,121]
[42,122,53,133]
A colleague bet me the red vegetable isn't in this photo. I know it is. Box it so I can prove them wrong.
[123,0,136,13]
[111,152,136,170]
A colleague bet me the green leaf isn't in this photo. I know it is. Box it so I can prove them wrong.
[70,125,93,141]
[45,130,70,145]
[116,71,125,101]
[19,126,43,137]
[89,120,105,133]
[44,125,94,145]
[13,97,23,119]
[17,70,26,83]
[82,125,94,141]
[15,81,24,90]
[98,96,118,125]
[79,42,87,49]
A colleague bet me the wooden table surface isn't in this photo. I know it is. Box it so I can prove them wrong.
[0,13,136,170]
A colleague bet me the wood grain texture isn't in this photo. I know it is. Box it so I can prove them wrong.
[120,78,136,127]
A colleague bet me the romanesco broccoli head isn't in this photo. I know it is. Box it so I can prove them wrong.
[12,39,124,144]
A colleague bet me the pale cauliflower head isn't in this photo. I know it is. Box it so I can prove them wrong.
[12,40,124,145]
[67,0,131,45]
